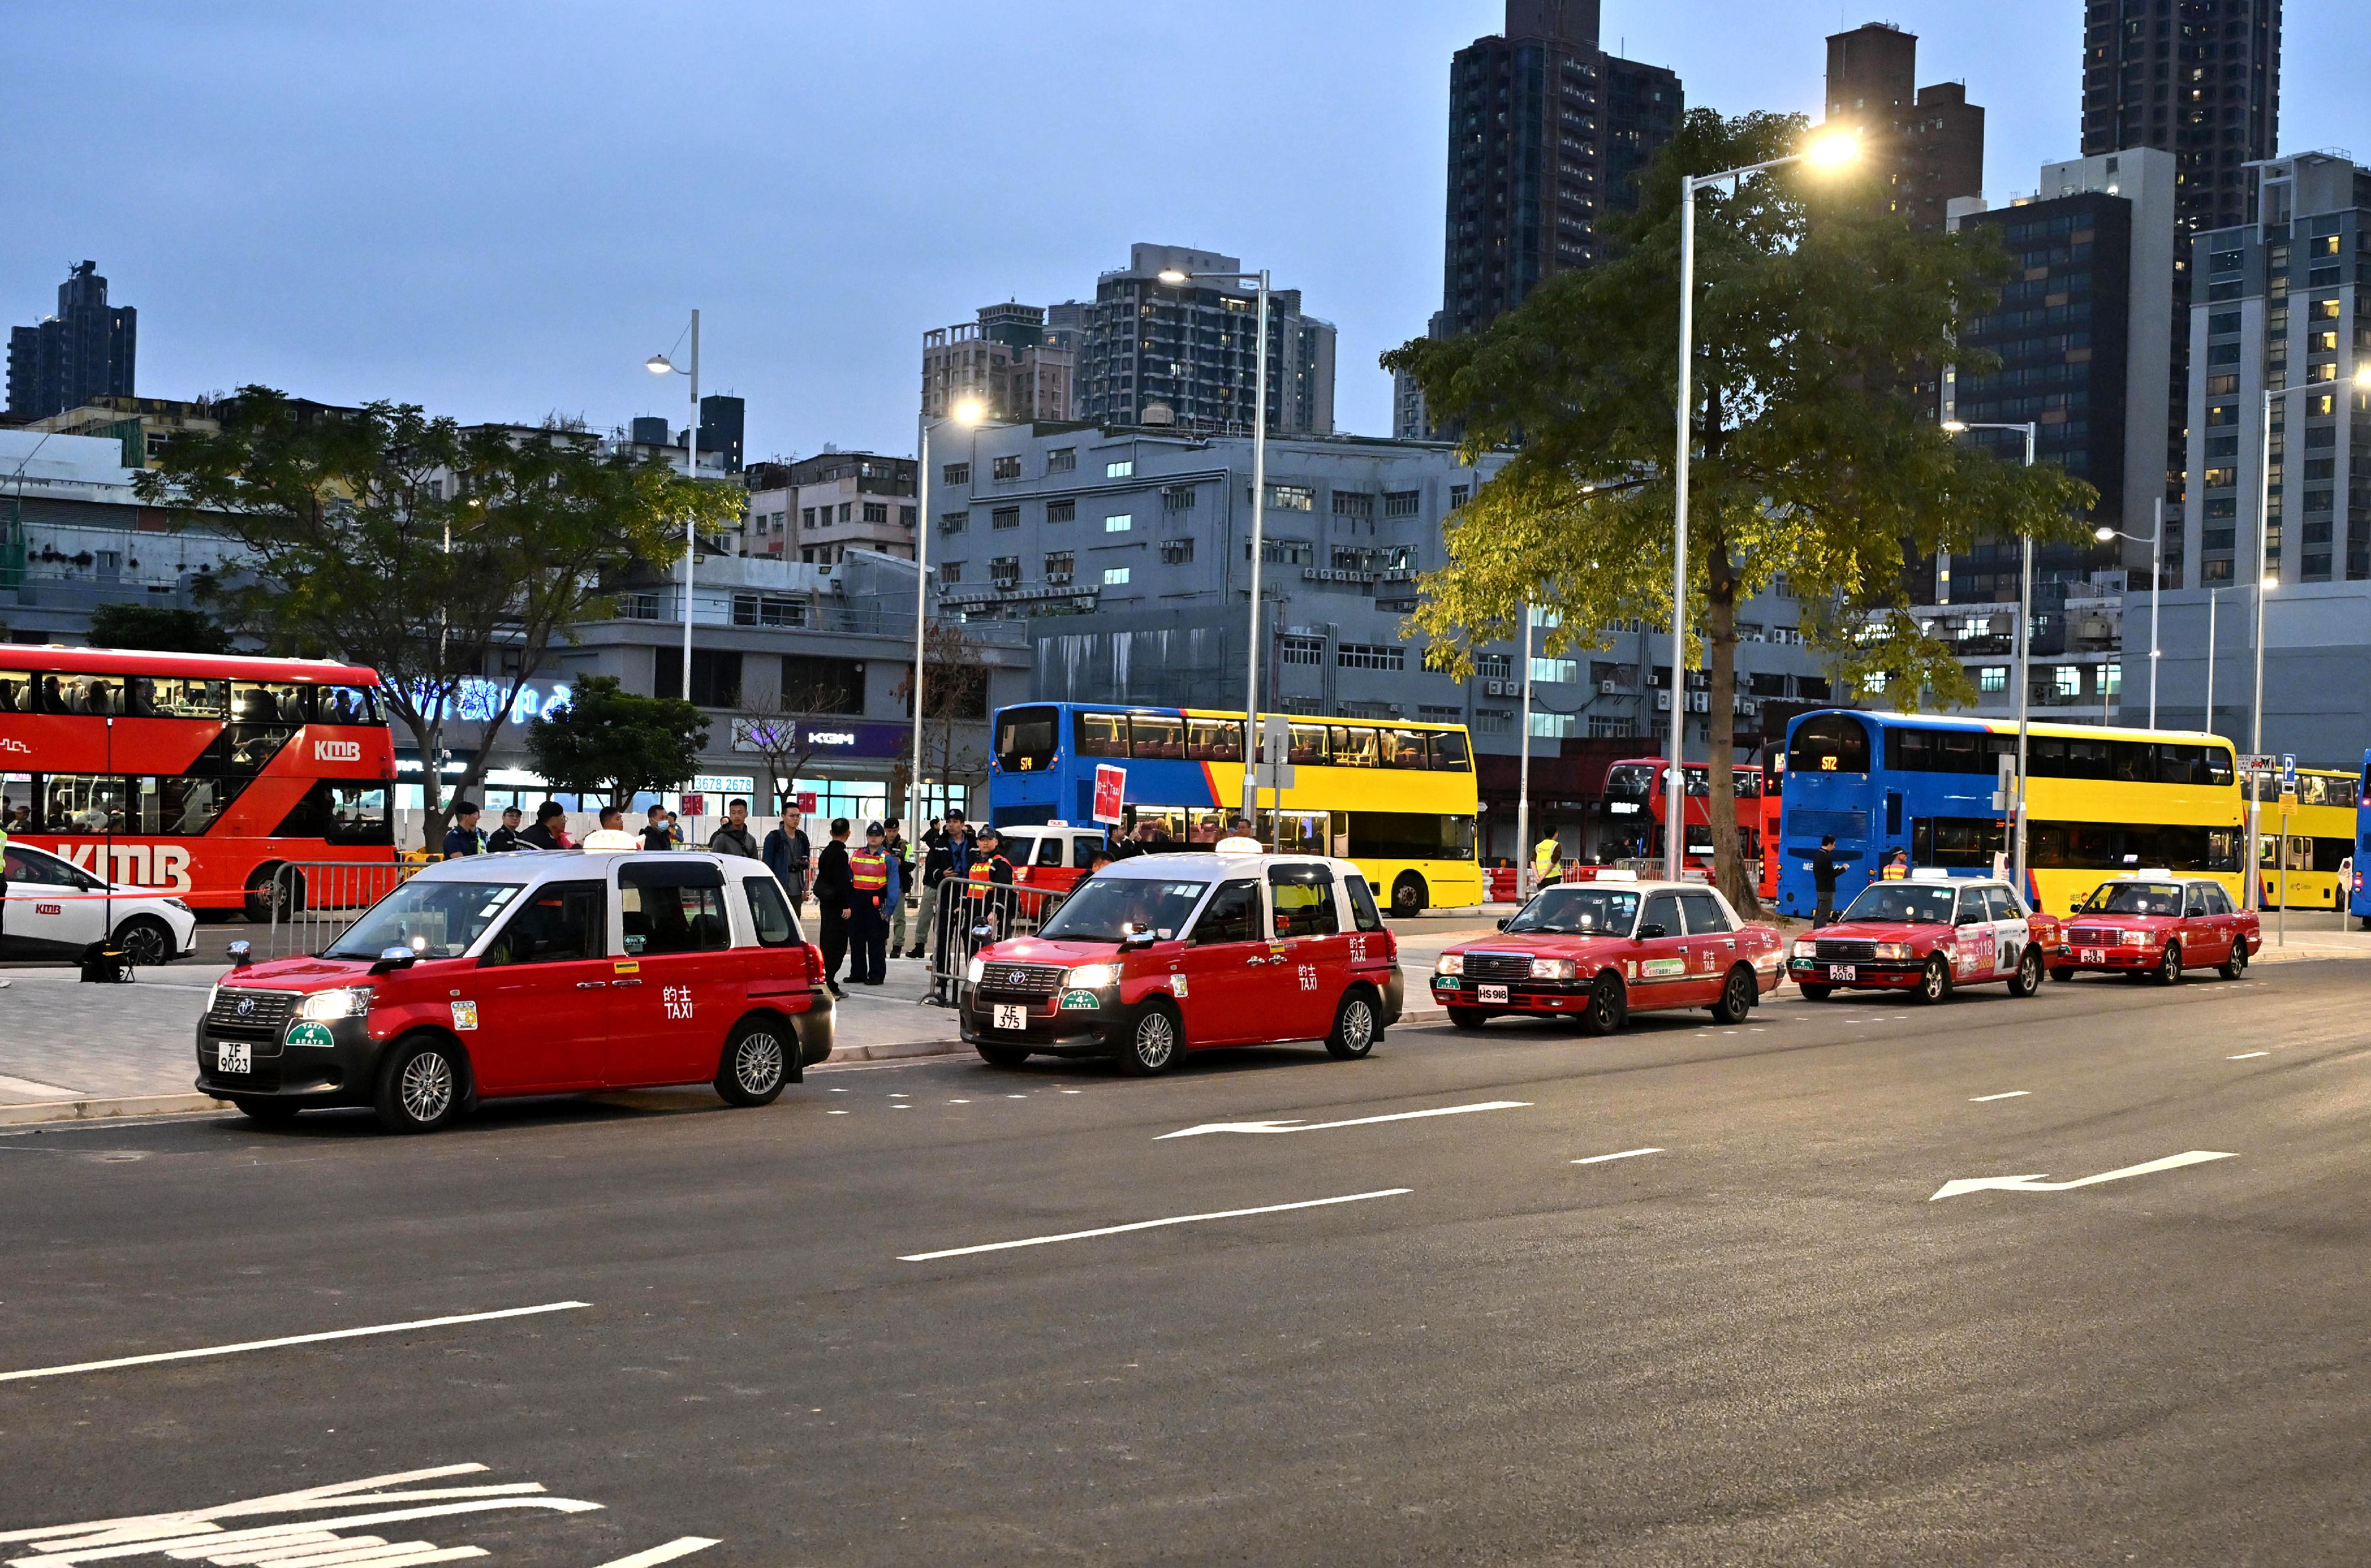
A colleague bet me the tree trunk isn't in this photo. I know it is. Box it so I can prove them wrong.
[394,700,449,854]
[1703,536,1758,917]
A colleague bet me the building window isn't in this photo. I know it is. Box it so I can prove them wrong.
[991,455,1022,482]
[942,462,970,486]
[2101,662,2121,695]
[1043,549,1074,579]
[1162,485,1197,511]
[992,507,1020,530]
[1477,653,1512,681]
[1383,489,1421,518]
[1103,565,1131,586]
[1418,705,1463,724]
[1449,485,1471,509]
[1105,459,1134,479]
[1529,711,1578,739]
[654,648,743,708]
[2052,666,2081,697]
[862,502,888,524]
[1474,708,1514,734]
[1587,715,1631,739]
[1337,643,1405,671]
[900,505,917,527]
[730,593,806,629]
[1529,656,1578,684]
[938,562,961,583]
[989,556,1020,587]
[1104,513,1134,533]
[1046,498,1076,524]
[1047,447,1076,474]
[1266,484,1315,511]
[1978,665,2006,693]
[801,507,817,529]
[1280,635,1324,667]
[940,511,968,534]
[1332,491,1375,519]
[621,591,660,621]
[1247,537,1313,565]
[1159,537,1194,564]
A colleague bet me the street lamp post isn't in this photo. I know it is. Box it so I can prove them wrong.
[906,396,986,838]
[2204,587,2220,733]
[1943,420,2039,889]
[1159,264,1271,827]
[1516,603,1535,901]
[646,311,702,702]
[2093,496,2163,729]
[1664,129,1861,884]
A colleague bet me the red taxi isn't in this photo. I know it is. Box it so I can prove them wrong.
[959,842,1402,1074]
[1431,873,1785,1033]
[2052,871,2258,984]
[1789,871,2052,1002]
[998,821,1113,895]
[194,851,832,1132]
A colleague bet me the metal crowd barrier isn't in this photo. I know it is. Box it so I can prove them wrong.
[921,881,1064,1006]
[265,859,425,958]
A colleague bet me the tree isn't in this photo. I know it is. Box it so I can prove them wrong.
[1384,108,2094,911]
[86,603,231,655]
[735,665,862,815]
[139,388,743,847]
[891,622,991,820]
[523,676,708,808]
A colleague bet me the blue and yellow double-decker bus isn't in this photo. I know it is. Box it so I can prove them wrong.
[1775,709,2244,918]
[988,702,1484,914]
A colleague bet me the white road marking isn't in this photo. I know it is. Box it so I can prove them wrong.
[1970,1090,2031,1102]
[1929,1150,2238,1201]
[0,1074,85,1099]
[2228,1051,2269,1060]
[948,1099,970,1104]
[1571,1147,1663,1166]
[899,1189,1412,1262]
[825,1111,848,1116]
[1156,1100,1530,1140]
[0,1303,590,1384]
[586,1541,720,1568]
[1060,1089,1082,1095]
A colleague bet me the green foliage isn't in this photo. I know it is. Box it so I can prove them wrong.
[525,676,708,807]
[85,603,231,655]
[1385,107,2095,908]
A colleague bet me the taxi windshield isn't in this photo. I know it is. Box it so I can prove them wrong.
[1037,878,1209,943]
[1505,885,1641,936]
[2080,882,2186,916]
[324,879,525,960]
[1839,884,1957,926]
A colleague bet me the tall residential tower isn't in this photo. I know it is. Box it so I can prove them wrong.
[7,261,136,420]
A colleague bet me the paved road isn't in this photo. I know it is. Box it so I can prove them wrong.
[2,958,2367,1564]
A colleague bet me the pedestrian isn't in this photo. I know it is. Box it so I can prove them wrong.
[912,811,970,961]
[763,808,812,909]
[1084,848,1114,877]
[881,817,912,958]
[811,817,852,996]
[0,793,11,943]
[441,801,486,858]
[1811,834,1840,927]
[582,805,640,850]
[848,822,897,985]
[1881,846,1909,880]
[519,801,571,851]
[640,804,672,852]
[486,805,525,853]
[708,798,760,859]
[1533,827,1562,885]
[665,811,685,848]
[965,824,1016,940]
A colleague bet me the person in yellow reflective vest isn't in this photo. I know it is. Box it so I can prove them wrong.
[848,822,898,985]
[966,825,1015,940]
[1533,830,1562,884]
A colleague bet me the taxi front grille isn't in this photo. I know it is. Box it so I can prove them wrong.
[977,963,1064,997]
[1460,952,1536,983]
[206,989,298,1039]
[2067,927,2130,947]
[1814,939,1877,963]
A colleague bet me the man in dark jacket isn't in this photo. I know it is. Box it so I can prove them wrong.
[519,801,569,851]
[487,806,525,853]
[640,805,673,852]
[708,798,761,859]
[763,809,811,908]
[811,817,853,996]
[1811,835,1840,927]
[441,802,485,857]
[912,812,972,960]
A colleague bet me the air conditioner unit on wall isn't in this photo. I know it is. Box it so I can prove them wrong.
[1599,680,1618,694]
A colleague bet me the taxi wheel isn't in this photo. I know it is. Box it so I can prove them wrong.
[2155,942,2183,986]
[2007,948,2043,998]
[1576,972,1627,1037]
[715,1020,788,1107]
[233,1097,300,1124]
[113,917,175,968]
[374,1035,464,1134]
[1325,989,1379,1059]
[976,1044,1033,1068]
[1117,1000,1183,1076]
[1797,983,1834,1001]
[1915,956,1952,1004]
[1709,965,1756,1025]
[2048,967,2076,983]
[1446,1007,1491,1030]
[2219,943,2249,981]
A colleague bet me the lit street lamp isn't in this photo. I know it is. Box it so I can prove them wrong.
[2094,498,2164,729]
[907,395,987,838]
[1665,129,1860,883]
[645,312,702,702]
[1158,263,1271,828]
[1942,419,2038,889]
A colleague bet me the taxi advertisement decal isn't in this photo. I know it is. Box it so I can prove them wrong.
[1171,974,1188,997]
[450,1000,480,1031]
[1640,958,1686,980]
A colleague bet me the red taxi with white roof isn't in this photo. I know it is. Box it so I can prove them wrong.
[1788,870,2053,1003]
[1431,872,1785,1033]
[2052,870,2258,984]
[959,839,1401,1074]
[194,851,830,1132]
[996,821,1113,896]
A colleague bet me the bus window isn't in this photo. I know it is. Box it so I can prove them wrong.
[1910,815,2005,869]
[149,676,230,719]
[0,671,30,712]
[1604,762,1657,801]
[319,685,379,725]
[271,780,393,846]
[1075,712,1129,758]
[1430,730,1471,770]
[1255,811,1331,855]
[1346,812,1477,862]
[1733,768,1760,798]
[38,774,135,834]
[1376,729,1424,769]
[1330,726,1381,767]
[1789,714,1870,775]
[1282,724,1327,766]
[161,776,227,836]
[1187,717,1242,762]
[1129,715,1184,760]
[995,705,1059,772]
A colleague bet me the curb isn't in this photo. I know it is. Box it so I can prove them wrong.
[0,1093,224,1128]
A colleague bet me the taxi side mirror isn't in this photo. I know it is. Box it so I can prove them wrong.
[1119,927,1157,952]
[369,946,420,975]
[1635,922,1667,940]
[1496,917,1510,930]
[226,940,253,969]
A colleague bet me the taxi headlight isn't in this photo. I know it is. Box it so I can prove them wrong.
[296,987,372,1020]
[2132,929,2157,946]
[1874,942,1913,961]
[1791,939,1816,959]
[1529,958,1577,981]
[1436,953,1463,976]
[965,954,986,985]
[1065,963,1120,989]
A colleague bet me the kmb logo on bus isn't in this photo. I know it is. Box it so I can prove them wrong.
[314,740,363,763]
[59,843,194,892]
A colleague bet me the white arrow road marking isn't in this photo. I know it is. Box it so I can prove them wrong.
[0,1303,590,1384]
[587,1541,720,1568]
[1155,1100,1530,1139]
[1970,1090,2031,1102]
[1571,1148,1663,1166]
[900,1189,1411,1261]
[1929,1150,2237,1202]
[2228,1051,2268,1060]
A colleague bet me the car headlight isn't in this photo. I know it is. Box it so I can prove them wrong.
[1436,953,1463,975]
[165,898,191,913]
[2132,929,2158,946]
[1065,963,1120,989]
[295,987,373,1021]
[965,953,986,985]
[1529,958,1577,981]
[1874,942,1913,961]
[1791,939,1816,959]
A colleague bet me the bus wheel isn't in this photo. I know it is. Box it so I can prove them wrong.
[1391,873,1429,916]
[244,865,301,921]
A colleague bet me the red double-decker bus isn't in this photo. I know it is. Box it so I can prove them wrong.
[1,647,396,915]
[1600,757,1765,874]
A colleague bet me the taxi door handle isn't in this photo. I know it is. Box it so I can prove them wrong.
[611,978,643,988]
[575,981,606,990]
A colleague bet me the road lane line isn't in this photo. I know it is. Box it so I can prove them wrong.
[1571,1148,1663,1166]
[0,1303,590,1384]
[1970,1090,2031,1102]
[2228,1051,2269,1060]
[1157,1100,1530,1139]
[899,1189,1412,1262]
[586,1541,720,1568]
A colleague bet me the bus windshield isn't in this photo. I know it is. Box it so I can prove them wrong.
[1505,885,1641,936]
[995,705,1058,773]
[1839,884,1957,925]
[1604,763,1656,800]
[325,880,525,960]
[2079,882,2186,916]
[1037,878,1210,943]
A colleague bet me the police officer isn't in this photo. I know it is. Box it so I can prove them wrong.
[966,825,1016,940]
[442,801,486,858]
[812,818,852,997]
[848,823,896,985]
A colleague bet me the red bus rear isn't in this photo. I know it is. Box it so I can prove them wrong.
[1600,757,1762,873]
[1757,744,1784,901]
[1,647,397,915]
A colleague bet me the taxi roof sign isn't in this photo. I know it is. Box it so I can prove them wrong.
[1215,836,1265,855]
[1909,868,1954,882]
[1594,869,1640,882]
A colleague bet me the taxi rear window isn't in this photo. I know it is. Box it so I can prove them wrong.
[621,860,730,954]
[1344,874,1386,933]
[1268,865,1338,937]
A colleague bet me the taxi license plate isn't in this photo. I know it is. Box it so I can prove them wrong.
[1827,965,1856,982]
[2081,948,2105,964]
[991,1003,1027,1032]
[218,1042,252,1075]
[1477,984,1509,1004]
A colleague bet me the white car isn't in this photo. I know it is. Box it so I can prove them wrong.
[3,841,199,967]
